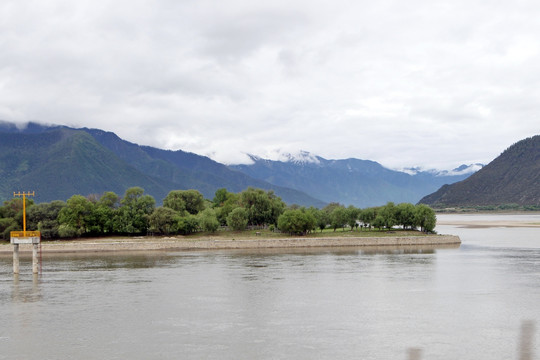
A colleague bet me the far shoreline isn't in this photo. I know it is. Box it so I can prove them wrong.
[437,213,540,228]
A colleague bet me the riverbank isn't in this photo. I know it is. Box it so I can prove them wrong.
[437,213,540,228]
[0,234,460,254]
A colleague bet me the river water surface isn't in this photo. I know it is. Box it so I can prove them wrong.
[1,214,539,359]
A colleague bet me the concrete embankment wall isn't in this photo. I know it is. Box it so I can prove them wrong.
[172,235,461,250]
[0,235,461,254]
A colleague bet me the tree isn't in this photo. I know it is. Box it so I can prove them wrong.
[164,189,205,215]
[215,192,240,225]
[345,205,360,231]
[395,203,416,229]
[315,208,329,232]
[198,208,219,233]
[240,187,285,226]
[212,188,231,207]
[1,197,35,230]
[57,195,95,237]
[163,190,186,213]
[379,202,397,229]
[116,187,156,234]
[0,218,18,240]
[149,207,179,235]
[278,209,316,235]
[372,214,385,230]
[179,190,206,215]
[91,192,121,234]
[226,207,248,231]
[322,202,343,214]
[305,207,320,233]
[98,191,121,209]
[414,204,437,232]
[176,214,199,235]
[359,207,377,230]
[1,197,35,219]
[27,200,66,239]
[330,206,347,231]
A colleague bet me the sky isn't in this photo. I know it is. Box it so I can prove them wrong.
[1,0,539,170]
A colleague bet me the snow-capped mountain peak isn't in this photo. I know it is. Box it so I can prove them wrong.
[277,150,321,165]
[401,164,484,176]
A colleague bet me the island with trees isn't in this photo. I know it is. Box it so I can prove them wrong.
[0,187,459,253]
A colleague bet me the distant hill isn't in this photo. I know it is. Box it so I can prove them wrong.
[0,122,325,206]
[0,127,177,203]
[419,135,540,207]
[230,151,479,207]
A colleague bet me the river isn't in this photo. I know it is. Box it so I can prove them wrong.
[1,214,539,359]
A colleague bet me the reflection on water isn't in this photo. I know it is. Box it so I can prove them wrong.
[0,215,539,360]
[11,273,42,303]
[519,320,536,360]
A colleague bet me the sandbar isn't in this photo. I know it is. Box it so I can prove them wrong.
[437,218,540,228]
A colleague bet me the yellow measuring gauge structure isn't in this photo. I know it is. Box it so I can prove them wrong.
[10,191,41,244]
[10,191,41,274]
[10,231,41,244]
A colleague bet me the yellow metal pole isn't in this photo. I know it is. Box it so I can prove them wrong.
[13,191,35,237]
[23,192,26,236]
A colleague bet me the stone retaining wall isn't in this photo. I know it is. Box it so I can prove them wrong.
[0,235,461,254]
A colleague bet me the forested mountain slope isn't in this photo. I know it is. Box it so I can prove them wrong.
[0,122,325,206]
[0,128,177,203]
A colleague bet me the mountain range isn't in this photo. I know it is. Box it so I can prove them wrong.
[230,152,479,207]
[1,121,480,207]
[419,135,540,207]
[0,122,324,206]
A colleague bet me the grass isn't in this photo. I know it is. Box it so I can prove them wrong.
[0,227,430,245]
[187,227,429,240]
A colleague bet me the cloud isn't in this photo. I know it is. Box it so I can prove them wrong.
[1,0,539,170]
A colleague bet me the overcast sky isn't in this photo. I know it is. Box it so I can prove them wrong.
[1,0,539,170]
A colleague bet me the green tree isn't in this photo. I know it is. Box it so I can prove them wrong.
[116,187,156,234]
[215,192,240,225]
[322,202,343,214]
[176,214,199,235]
[57,195,95,237]
[212,188,232,207]
[346,205,360,231]
[240,187,285,226]
[395,203,416,229]
[330,206,347,231]
[0,217,18,240]
[91,192,121,234]
[278,209,316,235]
[164,189,205,215]
[226,207,248,231]
[359,207,377,230]
[198,208,220,233]
[149,207,179,235]
[414,204,437,232]
[163,190,186,213]
[27,200,66,239]
[1,197,35,230]
[180,190,206,215]
[372,214,385,230]
[315,208,329,232]
[305,207,320,233]
[379,202,397,229]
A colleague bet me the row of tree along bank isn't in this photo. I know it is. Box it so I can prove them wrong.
[0,187,436,240]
